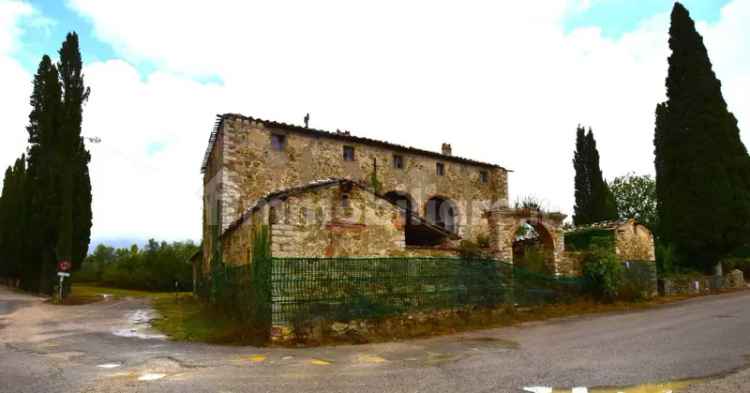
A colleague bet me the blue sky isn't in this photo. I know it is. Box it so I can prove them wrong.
[14,1,732,76]
[565,0,731,37]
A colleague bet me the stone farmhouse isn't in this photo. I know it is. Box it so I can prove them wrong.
[199,113,573,274]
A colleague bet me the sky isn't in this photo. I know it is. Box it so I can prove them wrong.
[1,0,748,249]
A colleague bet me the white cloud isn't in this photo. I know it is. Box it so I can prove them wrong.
[2,0,749,243]
[0,0,32,179]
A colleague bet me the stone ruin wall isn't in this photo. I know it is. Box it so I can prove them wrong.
[615,222,656,261]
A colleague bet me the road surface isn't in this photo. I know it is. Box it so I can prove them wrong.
[1,286,749,393]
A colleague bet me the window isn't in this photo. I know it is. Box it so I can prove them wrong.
[436,162,445,176]
[343,145,355,161]
[393,154,404,169]
[479,170,489,184]
[271,133,286,151]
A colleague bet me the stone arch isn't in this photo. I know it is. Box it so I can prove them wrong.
[511,219,556,274]
[425,195,459,234]
[384,191,416,220]
[488,208,567,273]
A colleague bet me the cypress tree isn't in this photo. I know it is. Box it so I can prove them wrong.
[57,32,92,273]
[0,166,11,278]
[573,126,618,226]
[26,55,64,292]
[573,126,592,225]
[654,3,750,271]
[0,157,28,281]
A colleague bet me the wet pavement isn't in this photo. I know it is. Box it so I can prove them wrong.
[1,286,750,393]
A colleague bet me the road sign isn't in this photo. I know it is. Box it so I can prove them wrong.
[58,260,72,272]
[57,272,70,277]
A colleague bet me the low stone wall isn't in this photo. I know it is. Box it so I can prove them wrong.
[271,305,513,345]
[660,270,745,296]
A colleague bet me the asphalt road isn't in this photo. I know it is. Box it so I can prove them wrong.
[1,286,749,393]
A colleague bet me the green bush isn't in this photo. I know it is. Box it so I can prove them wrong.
[78,240,197,292]
[564,229,615,252]
[582,248,623,302]
[619,261,657,302]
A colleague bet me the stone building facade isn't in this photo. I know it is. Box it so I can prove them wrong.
[200,113,569,273]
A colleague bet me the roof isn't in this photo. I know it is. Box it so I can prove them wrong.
[221,178,457,240]
[201,113,508,173]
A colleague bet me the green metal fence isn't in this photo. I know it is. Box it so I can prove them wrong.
[270,257,582,325]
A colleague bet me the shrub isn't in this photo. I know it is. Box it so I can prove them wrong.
[458,240,489,259]
[517,245,553,275]
[582,248,623,302]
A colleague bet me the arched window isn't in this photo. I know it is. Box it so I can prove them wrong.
[425,196,458,233]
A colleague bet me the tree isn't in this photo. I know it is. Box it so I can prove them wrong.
[25,54,64,293]
[573,126,618,226]
[0,156,28,282]
[654,3,750,272]
[57,32,92,274]
[610,173,658,232]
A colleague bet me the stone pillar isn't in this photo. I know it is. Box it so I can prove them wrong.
[488,208,518,263]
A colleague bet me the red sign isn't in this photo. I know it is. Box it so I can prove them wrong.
[58,260,72,272]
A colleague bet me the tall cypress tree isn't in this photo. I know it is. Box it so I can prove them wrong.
[655,3,750,271]
[57,32,92,273]
[26,55,64,292]
[573,126,618,226]
[0,157,28,281]
[573,126,592,225]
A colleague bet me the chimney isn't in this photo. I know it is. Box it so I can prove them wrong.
[441,143,452,156]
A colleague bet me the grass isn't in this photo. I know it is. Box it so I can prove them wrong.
[62,284,178,305]
[151,295,266,345]
[67,283,265,345]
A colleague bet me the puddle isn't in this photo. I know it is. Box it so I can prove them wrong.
[112,309,166,340]
[138,373,166,381]
[97,363,121,369]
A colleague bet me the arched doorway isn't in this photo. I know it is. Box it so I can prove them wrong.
[425,196,458,234]
[512,220,555,274]
[384,191,414,221]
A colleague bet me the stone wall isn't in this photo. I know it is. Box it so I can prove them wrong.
[269,186,407,257]
[270,305,513,344]
[220,184,446,263]
[660,270,745,296]
[203,115,509,268]
[615,221,655,261]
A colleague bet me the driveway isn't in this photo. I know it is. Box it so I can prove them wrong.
[1,286,749,393]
